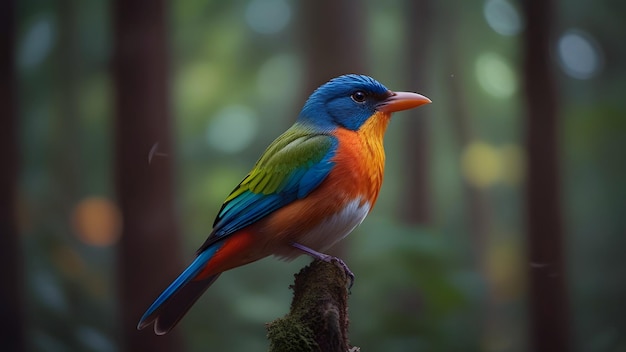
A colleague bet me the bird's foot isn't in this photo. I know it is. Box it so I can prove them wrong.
[291,242,355,289]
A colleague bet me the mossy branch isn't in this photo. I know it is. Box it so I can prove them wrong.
[266,260,360,352]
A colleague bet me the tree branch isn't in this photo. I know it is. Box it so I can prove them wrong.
[267,260,360,352]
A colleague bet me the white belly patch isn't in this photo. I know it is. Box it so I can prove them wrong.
[276,198,371,260]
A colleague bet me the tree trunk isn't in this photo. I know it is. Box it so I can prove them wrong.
[297,0,367,92]
[56,0,81,202]
[112,0,184,350]
[267,260,357,352]
[521,0,570,351]
[0,0,25,350]
[399,0,434,225]
[439,1,491,268]
[439,1,494,347]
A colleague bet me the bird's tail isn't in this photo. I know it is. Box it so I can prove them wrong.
[137,245,221,335]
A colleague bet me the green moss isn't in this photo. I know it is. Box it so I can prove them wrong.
[266,260,355,352]
[267,317,318,352]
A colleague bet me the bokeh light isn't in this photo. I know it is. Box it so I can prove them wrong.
[475,52,517,98]
[461,142,525,188]
[71,197,122,247]
[483,0,523,36]
[206,105,259,153]
[176,63,221,117]
[462,141,502,188]
[18,15,56,69]
[256,54,302,104]
[245,0,291,35]
[557,29,603,80]
[32,271,67,313]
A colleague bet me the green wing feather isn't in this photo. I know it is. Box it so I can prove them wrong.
[199,125,338,251]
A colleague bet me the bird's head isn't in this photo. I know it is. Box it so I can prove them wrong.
[298,74,431,131]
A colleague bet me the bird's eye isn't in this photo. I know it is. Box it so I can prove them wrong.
[351,91,367,103]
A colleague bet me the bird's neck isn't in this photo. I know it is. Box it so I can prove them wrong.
[357,111,391,160]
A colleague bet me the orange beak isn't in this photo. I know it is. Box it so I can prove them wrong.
[377,91,431,113]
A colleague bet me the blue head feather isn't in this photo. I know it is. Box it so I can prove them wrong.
[298,74,392,131]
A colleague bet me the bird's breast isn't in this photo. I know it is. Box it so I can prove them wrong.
[330,111,391,206]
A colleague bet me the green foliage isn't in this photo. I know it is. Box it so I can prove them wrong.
[348,222,479,351]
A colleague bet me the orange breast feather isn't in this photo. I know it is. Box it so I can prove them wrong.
[331,111,391,206]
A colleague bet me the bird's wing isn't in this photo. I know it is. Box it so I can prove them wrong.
[198,127,337,252]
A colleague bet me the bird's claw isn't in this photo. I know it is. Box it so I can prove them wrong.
[291,242,355,290]
[328,257,355,290]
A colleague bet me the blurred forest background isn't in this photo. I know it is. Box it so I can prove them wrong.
[2,0,625,351]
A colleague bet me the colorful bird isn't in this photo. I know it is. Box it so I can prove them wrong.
[137,74,431,335]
